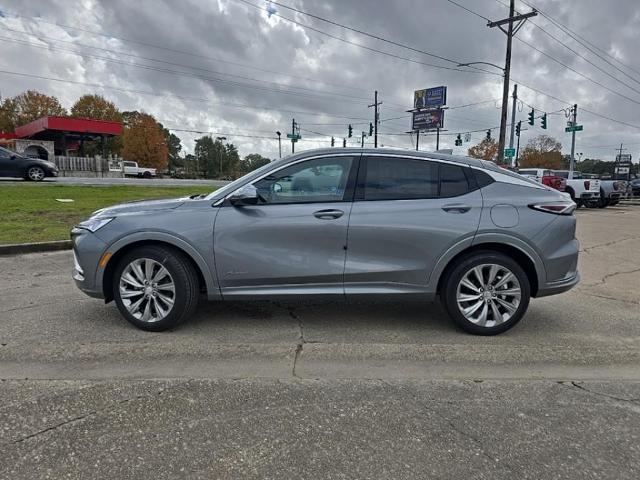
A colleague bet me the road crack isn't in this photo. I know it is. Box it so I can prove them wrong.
[270,301,305,378]
[582,267,640,287]
[580,234,640,253]
[559,381,640,403]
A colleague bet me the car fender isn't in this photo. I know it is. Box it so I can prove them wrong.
[98,230,221,300]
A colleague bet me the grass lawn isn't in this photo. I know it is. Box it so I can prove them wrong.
[0,183,215,244]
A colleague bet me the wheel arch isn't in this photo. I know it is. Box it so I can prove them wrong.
[100,234,218,303]
[435,240,542,297]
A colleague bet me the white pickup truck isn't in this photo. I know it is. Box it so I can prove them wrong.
[551,170,600,207]
[122,161,157,178]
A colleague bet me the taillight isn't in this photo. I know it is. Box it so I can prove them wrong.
[529,201,576,215]
[584,180,590,190]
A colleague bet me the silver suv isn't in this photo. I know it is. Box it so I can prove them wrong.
[72,148,580,335]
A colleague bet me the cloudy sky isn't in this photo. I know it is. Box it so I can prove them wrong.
[1,0,640,161]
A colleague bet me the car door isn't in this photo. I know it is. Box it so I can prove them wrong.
[344,155,482,294]
[214,154,359,297]
[0,147,17,177]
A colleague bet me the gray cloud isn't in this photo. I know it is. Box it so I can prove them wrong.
[1,0,639,161]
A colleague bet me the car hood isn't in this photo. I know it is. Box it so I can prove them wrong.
[92,197,187,217]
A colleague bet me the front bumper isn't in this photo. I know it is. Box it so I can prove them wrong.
[71,227,107,299]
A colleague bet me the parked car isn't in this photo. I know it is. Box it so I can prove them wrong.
[630,178,640,197]
[518,168,566,192]
[72,148,580,336]
[0,146,59,181]
[550,170,600,207]
[123,161,157,178]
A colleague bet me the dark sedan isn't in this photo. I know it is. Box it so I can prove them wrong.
[0,146,59,181]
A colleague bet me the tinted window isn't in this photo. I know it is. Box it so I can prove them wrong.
[473,169,495,188]
[364,157,438,200]
[440,164,470,197]
[0,147,12,159]
[254,156,353,204]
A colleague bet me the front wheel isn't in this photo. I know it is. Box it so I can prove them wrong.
[441,251,531,335]
[26,166,45,181]
[112,245,200,331]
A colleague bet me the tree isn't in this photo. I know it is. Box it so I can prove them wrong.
[71,94,121,121]
[122,112,168,170]
[194,136,241,178]
[156,123,183,173]
[0,90,66,132]
[468,138,499,161]
[241,153,271,173]
[70,94,122,156]
[519,135,563,169]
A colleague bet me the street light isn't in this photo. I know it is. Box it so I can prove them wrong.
[216,136,226,179]
[457,61,505,74]
[276,131,282,159]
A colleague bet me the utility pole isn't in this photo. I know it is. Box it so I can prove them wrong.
[488,1,537,164]
[276,131,282,158]
[509,84,518,167]
[615,143,629,180]
[368,90,382,148]
[291,118,297,154]
[416,131,420,151]
[569,104,577,179]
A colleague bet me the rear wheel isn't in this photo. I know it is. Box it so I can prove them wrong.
[441,251,531,335]
[143,171,152,178]
[112,245,199,331]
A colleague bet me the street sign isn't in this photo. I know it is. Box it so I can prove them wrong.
[411,109,444,132]
[464,132,471,142]
[286,133,301,140]
[565,125,583,132]
[504,148,516,157]
[414,86,447,109]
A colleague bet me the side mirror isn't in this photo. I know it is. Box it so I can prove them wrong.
[228,184,259,206]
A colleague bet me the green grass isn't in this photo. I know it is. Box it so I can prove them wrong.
[0,183,214,244]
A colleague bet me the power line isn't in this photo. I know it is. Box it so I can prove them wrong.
[0,69,370,121]
[445,0,490,21]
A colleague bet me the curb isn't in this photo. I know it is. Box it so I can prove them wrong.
[0,240,72,256]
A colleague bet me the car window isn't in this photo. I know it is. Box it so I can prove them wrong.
[364,156,438,200]
[440,163,471,197]
[254,156,354,204]
[0,147,13,159]
[123,161,136,167]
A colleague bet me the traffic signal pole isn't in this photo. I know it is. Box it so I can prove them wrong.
[368,90,382,148]
[509,84,518,167]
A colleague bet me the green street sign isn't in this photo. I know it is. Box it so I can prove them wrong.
[286,133,301,140]
[565,125,583,133]
[504,148,516,157]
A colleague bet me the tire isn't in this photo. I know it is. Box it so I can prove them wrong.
[598,190,608,208]
[566,187,579,207]
[143,171,152,179]
[112,245,199,331]
[440,251,531,335]
[26,166,45,182]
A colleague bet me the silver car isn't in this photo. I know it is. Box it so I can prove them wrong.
[72,148,580,335]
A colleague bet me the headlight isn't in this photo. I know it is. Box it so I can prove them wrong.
[76,217,114,232]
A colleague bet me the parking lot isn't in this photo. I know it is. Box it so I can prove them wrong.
[1,205,639,478]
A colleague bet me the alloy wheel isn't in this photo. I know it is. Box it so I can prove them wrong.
[118,258,176,323]
[28,167,45,181]
[456,263,521,327]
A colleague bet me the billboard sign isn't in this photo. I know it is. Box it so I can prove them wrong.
[615,167,630,175]
[412,109,444,132]
[414,86,447,109]
[616,154,632,165]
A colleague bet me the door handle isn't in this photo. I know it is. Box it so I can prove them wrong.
[442,204,471,213]
[313,209,344,220]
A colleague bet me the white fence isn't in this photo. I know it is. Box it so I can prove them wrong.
[52,156,123,172]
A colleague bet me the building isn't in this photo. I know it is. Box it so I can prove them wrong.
[0,116,123,160]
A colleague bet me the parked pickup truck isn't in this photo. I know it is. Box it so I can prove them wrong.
[123,161,157,178]
[550,170,600,207]
[582,174,626,207]
[517,168,566,192]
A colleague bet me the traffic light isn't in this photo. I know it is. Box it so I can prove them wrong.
[348,124,353,138]
[331,136,335,147]
[455,134,462,146]
[343,138,346,148]
[369,122,374,136]
[486,130,491,140]
[541,113,547,129]
[515,121,521,137]
[528,108,535,126]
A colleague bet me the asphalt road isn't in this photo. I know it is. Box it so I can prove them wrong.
[1,206,639,478]
[0,176,229,187]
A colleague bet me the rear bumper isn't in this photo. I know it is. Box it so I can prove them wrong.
[536,271,580,298]
[579,192,600,200]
